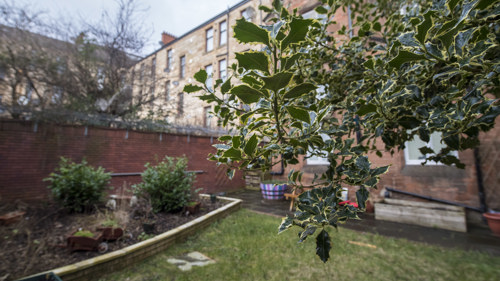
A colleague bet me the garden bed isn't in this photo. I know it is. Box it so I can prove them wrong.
[0,195,237,281]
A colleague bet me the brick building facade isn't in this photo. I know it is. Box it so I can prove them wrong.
[130,0,498,215]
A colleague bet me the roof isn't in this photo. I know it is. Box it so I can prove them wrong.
[139,0,251,62]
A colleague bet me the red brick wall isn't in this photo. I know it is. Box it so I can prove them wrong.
[478,116,500,210]
[275,137,483,209]
[0,120,245,202]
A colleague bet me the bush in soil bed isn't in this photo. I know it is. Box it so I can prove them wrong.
[44,157,111,213]
[133,156,195,213]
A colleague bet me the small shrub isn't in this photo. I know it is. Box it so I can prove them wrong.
[73,230,95,238]
[44,157,111,213]
[133,156,195,213]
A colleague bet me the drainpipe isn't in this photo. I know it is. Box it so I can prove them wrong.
[474,148,488,214]
[347,6,353,38]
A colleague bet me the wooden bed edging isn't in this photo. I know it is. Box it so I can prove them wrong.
[21,195,242,281]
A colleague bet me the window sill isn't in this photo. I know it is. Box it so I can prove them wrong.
[302,164,328,174]
[401,164,464,178]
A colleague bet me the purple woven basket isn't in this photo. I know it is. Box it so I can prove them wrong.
[260,183,287,200]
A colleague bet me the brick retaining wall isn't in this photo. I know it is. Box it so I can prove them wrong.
[0,120,245,202]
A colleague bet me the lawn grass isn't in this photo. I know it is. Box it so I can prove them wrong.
[99,209,500,281]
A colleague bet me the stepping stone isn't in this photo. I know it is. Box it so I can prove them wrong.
[167,251,215,271]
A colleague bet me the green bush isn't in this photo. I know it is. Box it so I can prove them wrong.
[44,157,111,213]
[133,156,195,213]
[134,156,195,213]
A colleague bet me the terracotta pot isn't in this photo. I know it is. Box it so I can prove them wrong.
[0,211,26,225]
[67,231,107,252]
[483,212,500,237]
[183,201,201,215]
[97,227,124,241]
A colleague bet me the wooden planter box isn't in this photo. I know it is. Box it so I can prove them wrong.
[375,198,467,232]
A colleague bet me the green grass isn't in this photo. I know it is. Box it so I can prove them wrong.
[100,209,500,281]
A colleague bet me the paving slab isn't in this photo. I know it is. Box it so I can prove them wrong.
[167,251,215,271]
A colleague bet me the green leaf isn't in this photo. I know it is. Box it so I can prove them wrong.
[233,18,270,46]
[235,51,270,73]
[356,103,377,116]
[230,85,266,104]
[356,187,369,210]
[232,136,241,148]
[194,69,207,83]
[261,72,293,93]
[315,6,328,14]
[259,5,273,13]
[315,229,331,263]
[183,84,203,93]
[286,106,311,123]
[447,0,460,11]
[221,78,231,94]
[477,0,497,9]
[282,53,303,70]
[222,148,242,159]
[373,22,382,32]
[363,59,375,70]
[244,134,258,156]
[278,216,293,234]
[281,18,314,50]
[388,50,427,69]
[283,83,316,99]
[419,146,434,155]
[398,32,421,48]
[299,225,317,242]
[416,11,434,44]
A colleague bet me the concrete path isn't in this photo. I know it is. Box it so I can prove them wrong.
[229,189,500,256]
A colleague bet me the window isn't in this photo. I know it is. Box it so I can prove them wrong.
[180,55,186,78]
[150,83,155,96]
[166,49,173,71]
[205,64,213,90]
[204,106,212,127]
[51,86,62,104]
[177,92,184,116]
[404,132,458,165]
[19,81,34,105]
[139,63,145,82]
[206,27,214,52]
[56,57,66,75]
[219,20,227,46]
[97,67,105,90]
[151,56,156,81]
[165,81,170,101]
[219,59,227,80]
[241,7,254,21]
[306,133,330,165]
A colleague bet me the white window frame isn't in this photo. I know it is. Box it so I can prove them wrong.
[404,132,459,165]
[306,86,329,165]
[166,49,173,71]
[219,20,227,46]
[205,64,213,90]
[219,59,227,81]
[206,27,214,52]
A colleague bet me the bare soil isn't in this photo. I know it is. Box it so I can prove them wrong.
[0,198,225,281]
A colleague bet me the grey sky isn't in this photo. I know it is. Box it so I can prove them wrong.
[31,0,244,55]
